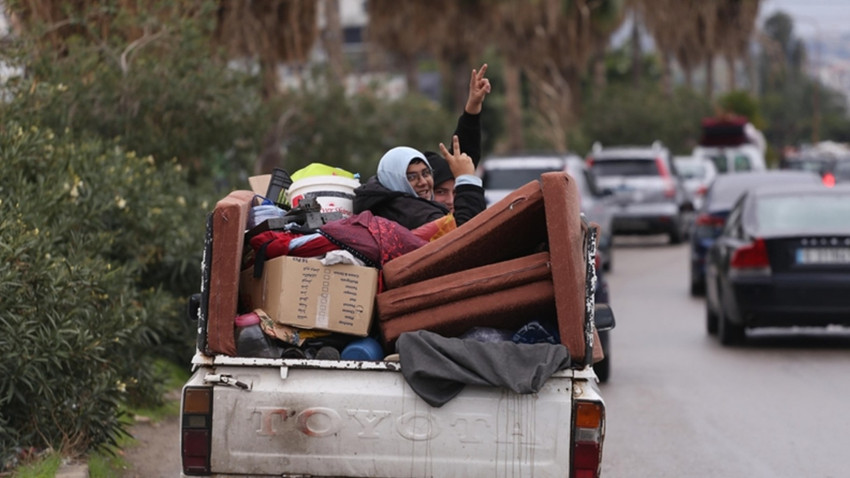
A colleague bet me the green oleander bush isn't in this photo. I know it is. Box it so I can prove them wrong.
[0,122,206,464]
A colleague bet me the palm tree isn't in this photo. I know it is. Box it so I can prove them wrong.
[214,0,318,98]
[364,0,433,92]
[495,0,622,152]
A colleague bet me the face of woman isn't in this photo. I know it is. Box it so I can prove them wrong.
[406,160,434,199]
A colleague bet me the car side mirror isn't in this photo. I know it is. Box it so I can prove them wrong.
[681,201,695,212]
[187,293,201,323]
[594,303,616,331]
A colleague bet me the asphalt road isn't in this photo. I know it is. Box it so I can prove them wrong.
[599,235,850,478]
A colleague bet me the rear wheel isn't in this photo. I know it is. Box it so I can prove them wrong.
[593,330,611,383]
[706,301,718,335]
[690,278,705,296]
[717,301,745,345]
[668,217,684,244]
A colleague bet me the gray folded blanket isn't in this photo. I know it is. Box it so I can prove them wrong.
[397,330,571,407]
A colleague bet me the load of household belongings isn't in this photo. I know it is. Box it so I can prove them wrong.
[202,165,602,400]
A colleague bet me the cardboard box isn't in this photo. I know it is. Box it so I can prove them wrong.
[240,256,378,337]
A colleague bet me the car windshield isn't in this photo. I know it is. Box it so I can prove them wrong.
[754,193,850,235]
[482,168,561,189]
[591,159,658,177]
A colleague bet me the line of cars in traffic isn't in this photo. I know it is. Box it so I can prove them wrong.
[479,138,850,352]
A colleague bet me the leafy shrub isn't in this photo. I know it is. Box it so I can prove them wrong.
[0,121,206,463]
[577,84,714,155]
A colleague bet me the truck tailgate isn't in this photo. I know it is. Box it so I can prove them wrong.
[188,361,577,477]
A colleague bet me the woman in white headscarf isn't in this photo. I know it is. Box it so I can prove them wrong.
[353,136,485,230]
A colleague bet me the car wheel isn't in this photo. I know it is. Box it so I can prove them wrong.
[593,330,610,383]
[668,220,684,245]
[690,279,705,297]
[603,254,612,273]
[717,299,745,345]
[706,301,718,335]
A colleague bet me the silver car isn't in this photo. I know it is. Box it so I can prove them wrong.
[478,153,615,271]
[587,141,694,244]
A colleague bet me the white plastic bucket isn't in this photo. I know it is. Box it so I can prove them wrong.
[286,175,360,217]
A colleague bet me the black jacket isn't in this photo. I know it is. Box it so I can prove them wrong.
[353,176,449,230]
[353,176,486,230]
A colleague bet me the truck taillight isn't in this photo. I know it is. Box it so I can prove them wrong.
[572,400,605,478]
[182,386,213,475]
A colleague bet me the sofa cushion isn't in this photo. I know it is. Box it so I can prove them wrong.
[382,180,547,289]
[208,190,255,356]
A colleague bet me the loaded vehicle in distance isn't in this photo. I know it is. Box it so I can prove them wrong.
[692,115,767,174]
[705,183,850,345]
[586,141,693,244]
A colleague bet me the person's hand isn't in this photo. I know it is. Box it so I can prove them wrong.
[465,63,491,115]
[440,135,475,178]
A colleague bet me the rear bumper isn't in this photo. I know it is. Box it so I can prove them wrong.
[610,204,679,235]
[730,275,850,327]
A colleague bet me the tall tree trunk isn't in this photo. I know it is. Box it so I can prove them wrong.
[661,51,672,97]
[592,55,606,99]
[725,54,736,91]
[684,67,693,90]
[503,61,525,152]
[631,18,642,86]
[404,55,419,94]
[704,54,714,98]
[321,0,345,85]
[744,49,757,96]
[260,57,279,99]
[566,66,582,119]
[452,57,469,114]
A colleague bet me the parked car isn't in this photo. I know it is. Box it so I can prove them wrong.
[704,183,850,345]
[587,141,693,244]
[833,160,850,185]
[673,155,717,211]
[689,170,821,296]
[780,152,840,186]
[479,153,615,271]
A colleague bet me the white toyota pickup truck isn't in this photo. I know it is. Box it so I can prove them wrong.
[180,172,613,478]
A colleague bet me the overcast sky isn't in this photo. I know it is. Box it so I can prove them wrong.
[759,0,850,38]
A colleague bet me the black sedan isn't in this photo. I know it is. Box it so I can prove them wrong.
[689,170,821,296]
[705,183,850,345]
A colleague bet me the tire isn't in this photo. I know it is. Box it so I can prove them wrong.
[668,219,684,245]
[718,300,745,345]
[690,279,705,297]
[593,330,611,383]
[706,301,718,335]
[593,356,610,383]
